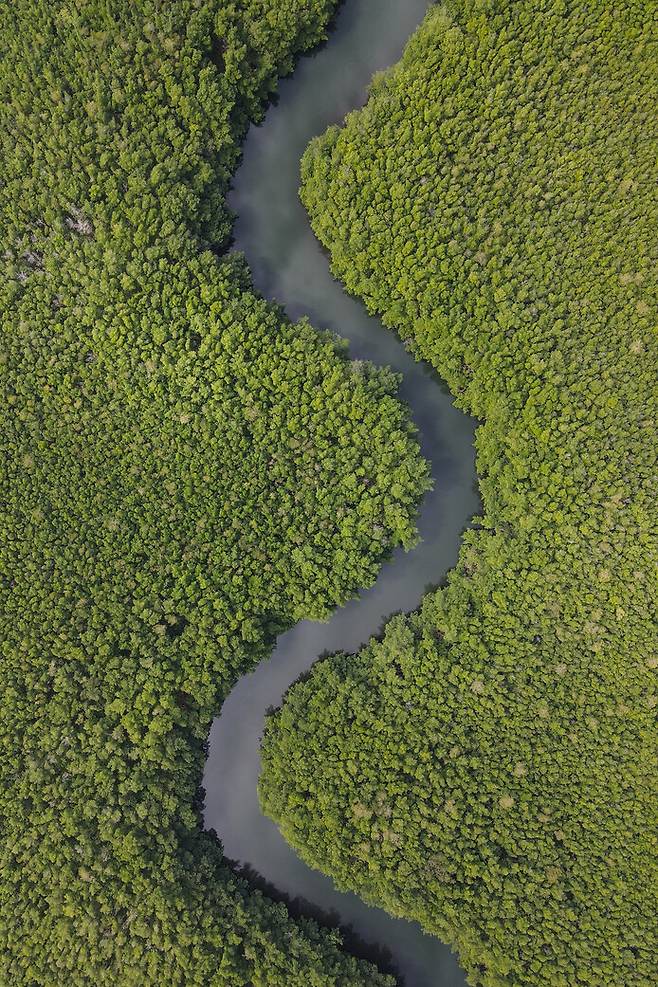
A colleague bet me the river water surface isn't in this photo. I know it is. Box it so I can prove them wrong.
[203,2,480,984]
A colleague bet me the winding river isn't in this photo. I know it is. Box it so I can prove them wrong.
[203,2,480,984]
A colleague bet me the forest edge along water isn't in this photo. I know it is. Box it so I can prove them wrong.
[202,2,479,984]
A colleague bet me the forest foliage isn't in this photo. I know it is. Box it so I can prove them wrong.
[0,1,430,983]
[261,2,658,985]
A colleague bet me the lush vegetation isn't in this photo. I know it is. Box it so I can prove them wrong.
[0,1,430,983]
[261,2,658,985]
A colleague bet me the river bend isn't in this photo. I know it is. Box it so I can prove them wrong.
[203,2,479,983]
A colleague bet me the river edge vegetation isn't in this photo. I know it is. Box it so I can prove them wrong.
[0,1,433,983]
[261,3,658,986]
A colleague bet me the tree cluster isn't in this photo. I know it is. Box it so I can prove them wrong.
[261,3,658,985]
[0,1,429,983]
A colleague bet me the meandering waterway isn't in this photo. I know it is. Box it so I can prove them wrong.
[203,2,480,983]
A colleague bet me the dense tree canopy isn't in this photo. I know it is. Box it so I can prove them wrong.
[0,1,429,983]
[261,3,658,985]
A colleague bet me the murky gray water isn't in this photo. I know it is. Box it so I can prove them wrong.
[203,2,479,983]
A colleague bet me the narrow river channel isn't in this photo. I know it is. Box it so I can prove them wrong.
[203,2,480,984]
